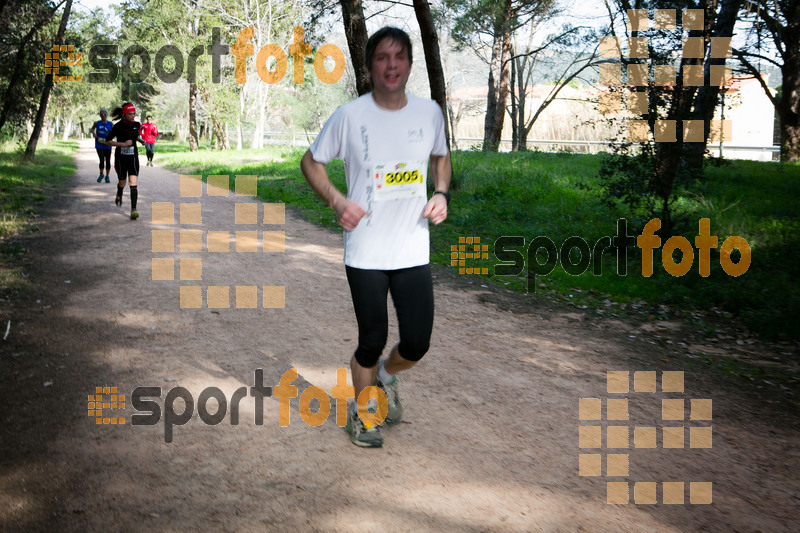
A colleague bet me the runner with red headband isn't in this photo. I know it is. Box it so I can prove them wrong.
[101,102,144,220]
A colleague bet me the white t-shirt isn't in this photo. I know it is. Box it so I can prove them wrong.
[310,93,448,270]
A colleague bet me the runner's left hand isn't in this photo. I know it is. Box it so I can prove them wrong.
[423,194,447,225]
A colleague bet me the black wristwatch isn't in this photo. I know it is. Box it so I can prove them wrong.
[433,190,451,205]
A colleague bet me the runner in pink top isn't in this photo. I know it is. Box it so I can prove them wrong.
[140,115,159,166]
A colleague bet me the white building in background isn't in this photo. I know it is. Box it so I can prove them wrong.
[712,74,777,161]
[449,75,779,161]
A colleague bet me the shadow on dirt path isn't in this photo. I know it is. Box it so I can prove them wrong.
[0,140,798,532]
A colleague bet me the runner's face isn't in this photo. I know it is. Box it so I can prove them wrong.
[100,112,107,121]
[123,112,135,123]
[368,38,411,98]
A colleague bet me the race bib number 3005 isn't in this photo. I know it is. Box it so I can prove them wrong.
[373,160,426,201]
[121,146,135,156]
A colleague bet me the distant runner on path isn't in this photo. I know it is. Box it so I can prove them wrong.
[100,102,144,220]
[301,27,452,448]
[88,108,112,183]
[140,115,159,167]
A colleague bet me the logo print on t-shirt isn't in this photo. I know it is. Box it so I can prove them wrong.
[361,126,369,161]
[408,128,423,143]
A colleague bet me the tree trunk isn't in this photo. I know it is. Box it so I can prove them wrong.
[483,0,512,152]
[188,82,199,151]
[778,9,800,162]
[780,57,800,161]
[686,0,741,167]
[42,119,51,145]
[648,0,716,236]
[0,0,66,132]
[62,117,72,141]
[509,52,518,152]
[24,0,73,160]
[483,33,503,151]
[0,26,36,132]
[237,90,244,150]
[251,83,266,149]
[654,54,699,237]
[490,16,512,150]
[516,55,529,152]
[339,0,370,96]
[412,0,451,149]
[211,116,227,150]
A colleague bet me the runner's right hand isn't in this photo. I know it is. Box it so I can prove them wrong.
[334,198,366,231]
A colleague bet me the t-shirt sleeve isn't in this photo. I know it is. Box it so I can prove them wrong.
[106,123,118,141]
[430,102,448,157]
[309,106,346,164]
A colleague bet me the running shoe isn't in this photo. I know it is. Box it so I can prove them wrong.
[105,176,110,183]
[345,408,383,448]
[115,194,122,207]
[377,375,403,426]
[97,174,103,182]
[130,210,139,220]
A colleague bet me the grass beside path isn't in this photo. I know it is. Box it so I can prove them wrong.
[156,142,800,341]
[0,141,77,292]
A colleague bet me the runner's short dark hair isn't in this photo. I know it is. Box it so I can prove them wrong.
[365,27,412,72]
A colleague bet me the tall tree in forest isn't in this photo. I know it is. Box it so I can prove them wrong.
[121,0,219,151]
[48,9,118,140]
[339,0,370,95]
[450,0,557,151]
[0,0,68,134]
[599,0,743,236]
[685,0,742,166]
[733,0,799,161]
[507,24,598,151]
[210,0,304,149]
[24,0,72,160]
[412,0,451,147]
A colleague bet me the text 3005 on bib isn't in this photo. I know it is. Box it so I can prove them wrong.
[373,161,426,201]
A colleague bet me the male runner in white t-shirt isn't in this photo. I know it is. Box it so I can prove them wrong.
[301,26,451,447]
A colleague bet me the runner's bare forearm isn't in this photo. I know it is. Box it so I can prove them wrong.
[300,150,347,210]
[430,153,452,193]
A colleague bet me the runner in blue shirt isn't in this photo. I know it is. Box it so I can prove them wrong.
[89,109,113,183]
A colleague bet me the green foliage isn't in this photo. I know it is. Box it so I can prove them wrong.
[0,141,77,239]
[49,9,120,134]
[278,74,351,134]
[157,144,800,340]
[598,144,700,234]
[0,0,64,136]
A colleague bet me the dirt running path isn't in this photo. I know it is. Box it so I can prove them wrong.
[1,140,798,532]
